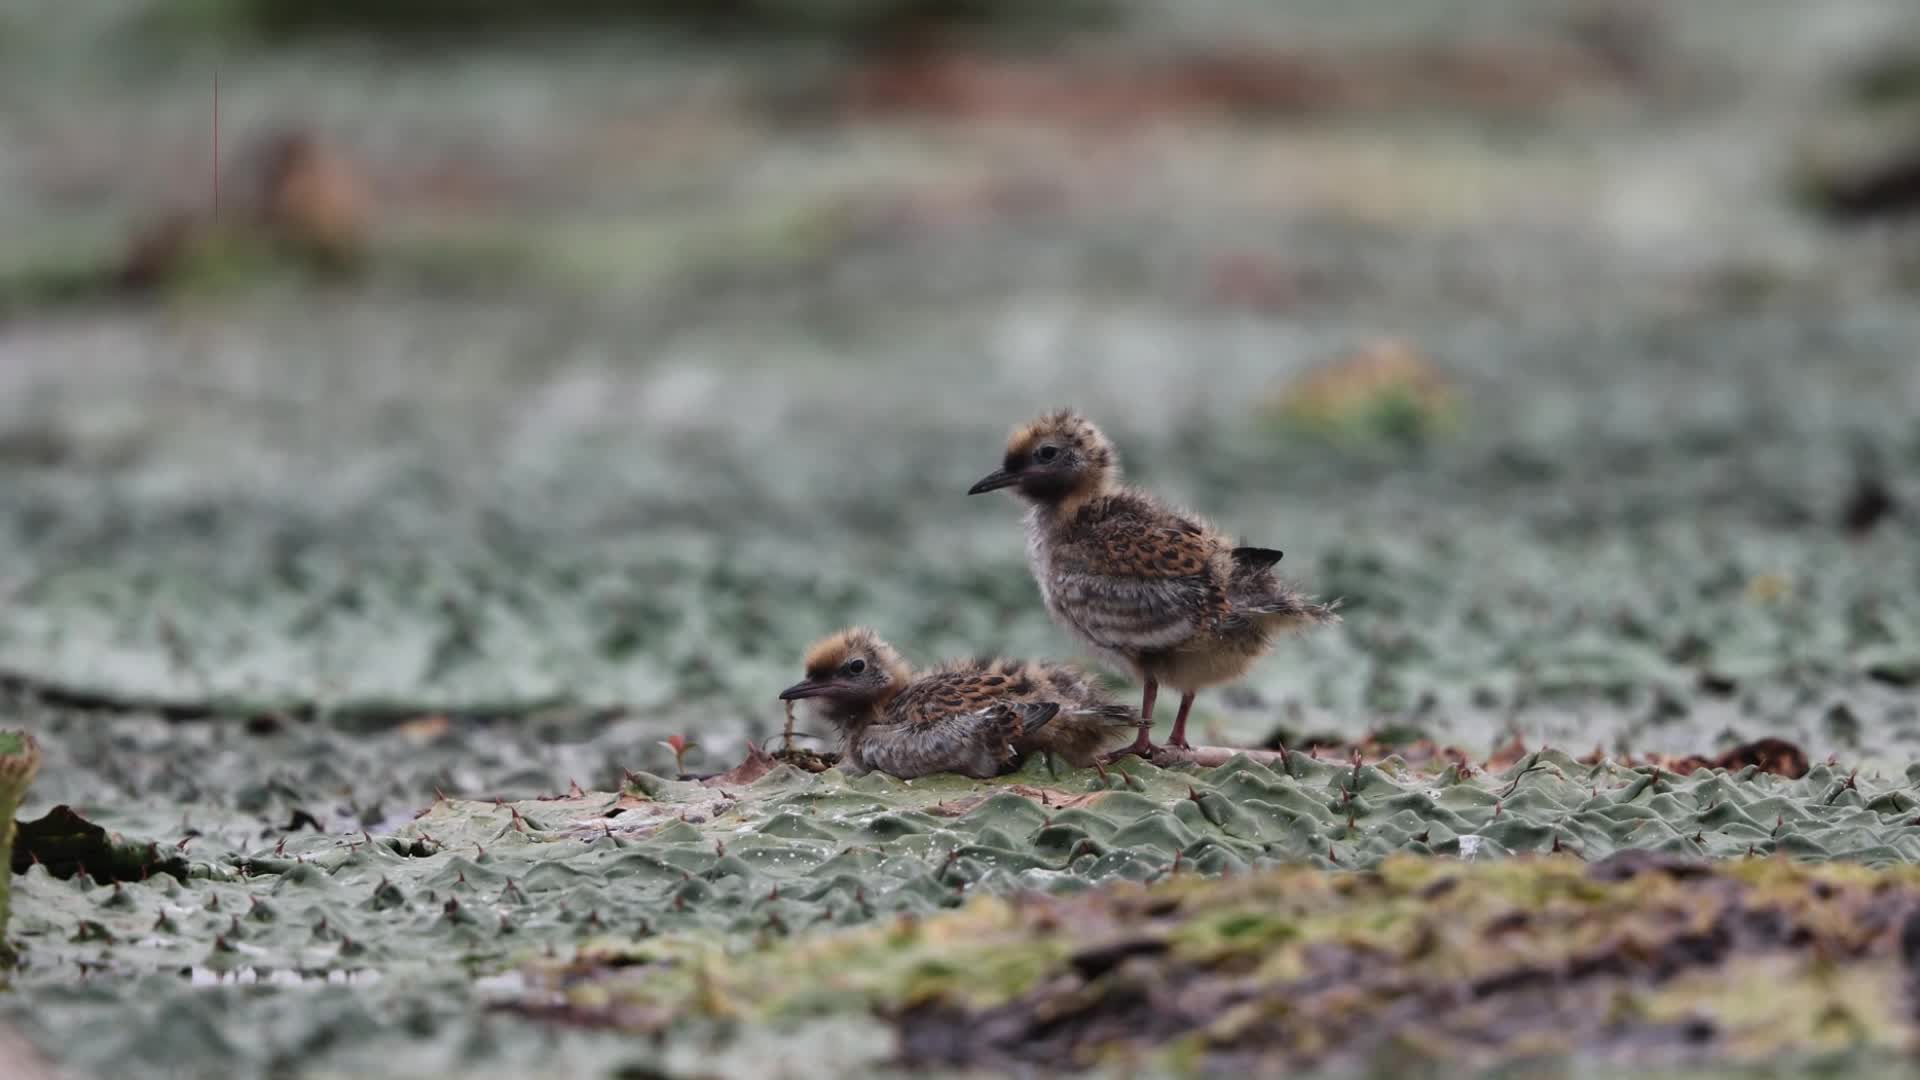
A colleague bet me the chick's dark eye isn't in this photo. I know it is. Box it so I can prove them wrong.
[846,658,866,675]
[1036,446,1060,463]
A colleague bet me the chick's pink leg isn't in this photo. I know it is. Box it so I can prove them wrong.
[1107,677,1158,760]
[1167,691,1196,750]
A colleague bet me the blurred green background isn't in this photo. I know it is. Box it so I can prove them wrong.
[4,0,1920,1071]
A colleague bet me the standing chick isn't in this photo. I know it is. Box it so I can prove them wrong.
[968,409,1339,756]
[777,627,1142,779]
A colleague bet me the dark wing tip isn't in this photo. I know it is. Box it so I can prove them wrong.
[1231,546,1285,572]
[1020,701,1062,733]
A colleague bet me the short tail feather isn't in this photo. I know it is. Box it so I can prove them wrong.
[1080,702,1151,727]
[1286,595,1343,624]
[1229,546,1337,624]
[1230,546,1285,573]
[1235,585,1342,622]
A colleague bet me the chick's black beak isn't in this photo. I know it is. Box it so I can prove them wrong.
[967,468,1020,495]
[778,678,835,701]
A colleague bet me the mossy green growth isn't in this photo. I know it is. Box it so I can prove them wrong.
[542,893,1072,1025]
[522,853,1920,1073]
[1259,340,1461,447]
[0,731,42,966]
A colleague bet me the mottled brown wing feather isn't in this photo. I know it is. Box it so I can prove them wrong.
[896,665,1031,715]
[1050,504,1229,653]
[872,661,1138,771]
[886,671,1054,727]
[858,670,1032,777]
[1094,521,1216,578]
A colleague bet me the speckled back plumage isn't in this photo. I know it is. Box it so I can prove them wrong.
[1042,491,1234,654]
[851,698,1058,780]
[896,657,1142,768]
[789,627,1140,778]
